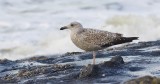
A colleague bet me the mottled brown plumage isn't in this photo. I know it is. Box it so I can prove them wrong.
[60,21,138,64]
[70,28,123,51]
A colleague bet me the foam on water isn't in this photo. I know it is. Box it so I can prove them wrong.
[103,15,160,41]
[0,0,160,60]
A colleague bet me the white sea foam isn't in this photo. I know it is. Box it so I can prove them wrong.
[0,0,160,60]
[103,15,160,41]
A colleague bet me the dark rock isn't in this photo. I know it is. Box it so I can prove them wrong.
[0,59,14,65]
[100,56,124,67]
[22,56,56,64]
[0,74,17,83]
[124,75,160,84]
[17,64,73,78]
[79,64,99,78]
[79,56,124,79]
[26,56,49,62]
[110,56,124,64]
[64,52,83,56]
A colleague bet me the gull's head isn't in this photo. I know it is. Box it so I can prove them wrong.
[60,21,83,30]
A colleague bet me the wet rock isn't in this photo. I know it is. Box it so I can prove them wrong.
[100,56,124,67]
[110,56,124,64]
[64,52,83,56]
[22,56,56,64]
[0,74,17,83]
[28,56,48,61]
[17,64,73,78]
[79,64,99,78]
[124,75,160,84]
[0,59,14,65]
[79,56,124,78]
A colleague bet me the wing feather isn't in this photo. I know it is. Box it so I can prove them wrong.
[80,28,122,47]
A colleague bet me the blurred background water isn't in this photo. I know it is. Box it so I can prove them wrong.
[0,0,160,60]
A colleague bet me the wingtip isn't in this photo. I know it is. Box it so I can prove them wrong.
[135,37,139,40]
[131,37,139,40]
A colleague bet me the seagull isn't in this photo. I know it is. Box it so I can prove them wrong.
[60,21,138,64]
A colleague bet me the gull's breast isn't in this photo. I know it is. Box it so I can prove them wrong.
[70,33,101,51]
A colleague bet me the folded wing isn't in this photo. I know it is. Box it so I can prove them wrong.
[81,28,138,48]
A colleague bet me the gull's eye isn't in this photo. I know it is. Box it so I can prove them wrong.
[71,24,74,27]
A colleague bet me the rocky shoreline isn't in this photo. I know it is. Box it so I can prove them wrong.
[0,40,160,84]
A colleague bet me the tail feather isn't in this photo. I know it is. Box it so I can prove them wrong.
[122,37,139,43]
[101,37,139,48]
[116,37,139,45]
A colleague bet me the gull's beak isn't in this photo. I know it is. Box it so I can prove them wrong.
[60,26,68,30]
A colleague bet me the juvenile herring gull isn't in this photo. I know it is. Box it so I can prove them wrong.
[60,22,138,64]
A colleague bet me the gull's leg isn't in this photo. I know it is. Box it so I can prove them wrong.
[93,51,96,65]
